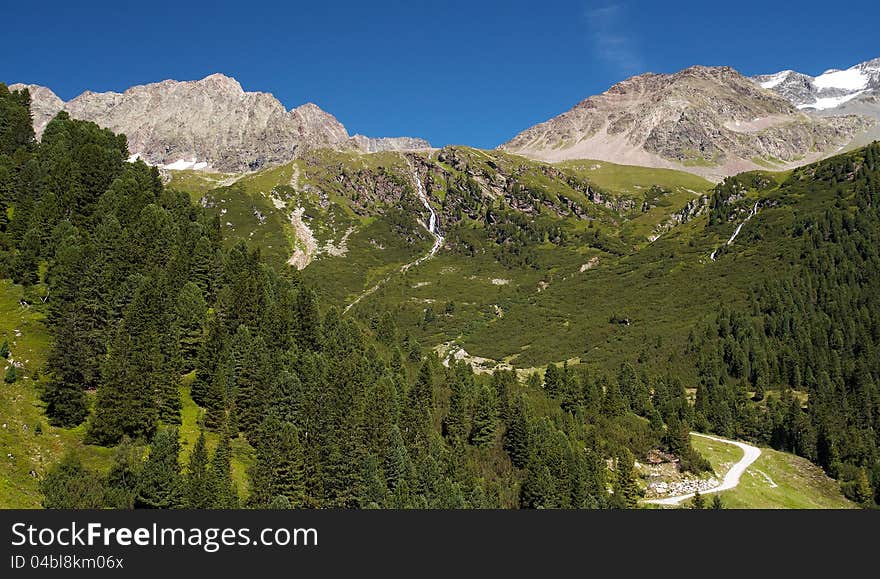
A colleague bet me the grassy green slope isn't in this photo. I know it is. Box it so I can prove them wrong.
[0,281,112,508]
[691,435,855,509]
[0,281,253,508]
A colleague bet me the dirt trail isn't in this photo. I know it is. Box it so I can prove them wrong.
[643,433,762,506]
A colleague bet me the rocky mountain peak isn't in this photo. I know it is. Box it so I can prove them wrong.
[501,64,873,179]
[8,74,430,172]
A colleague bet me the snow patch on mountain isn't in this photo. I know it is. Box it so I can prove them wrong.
[163,159,208,171]
[798,91,868,111]
[812,68,869,91]
[755,57,880,117]
[759,71,791,89]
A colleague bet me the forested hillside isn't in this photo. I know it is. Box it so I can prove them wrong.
[1,83,876,509]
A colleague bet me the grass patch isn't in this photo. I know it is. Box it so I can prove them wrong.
[692,435,855,509]
[0,280,113,508]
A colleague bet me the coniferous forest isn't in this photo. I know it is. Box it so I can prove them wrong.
[1,83,879,509]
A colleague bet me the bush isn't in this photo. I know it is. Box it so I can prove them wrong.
[4,364,19,384]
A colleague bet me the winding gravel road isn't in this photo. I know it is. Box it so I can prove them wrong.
[644,433,762,506]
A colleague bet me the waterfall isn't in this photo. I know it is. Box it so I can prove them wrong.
[710,201,759,262]
[413,172,443,258]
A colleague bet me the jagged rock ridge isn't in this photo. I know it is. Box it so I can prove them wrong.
[9,73,430,172]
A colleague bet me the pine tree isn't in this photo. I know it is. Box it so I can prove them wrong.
[384,424,411,492]
[611,449,640,509]
[376,311,397,345]
[42,379,88,427]
[41,454,106,509]
[248,417,305,508]
[470,384,498,447]
[543,363,563,397]
[711,494,723,509]
[104,437,141,509]
[208,431,238,508]
[135,427,184,509]
[273,422,306,507]
[185,432,212,509]
[175,281,206,372]
[691,490,705,509]
[504,394,530,469]
[293,287,321,351]
[443,373,469,443]
[602,375,626,417]
[410,360,434,410]
[232,326,271,441]
[192,312,227,406]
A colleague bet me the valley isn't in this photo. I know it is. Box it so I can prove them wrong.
[2,55,880,511]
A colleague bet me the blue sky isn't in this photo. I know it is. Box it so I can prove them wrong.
[3,0,879,148]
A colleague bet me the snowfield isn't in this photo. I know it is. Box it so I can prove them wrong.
[798,90,867,111]
[812,67,869,91]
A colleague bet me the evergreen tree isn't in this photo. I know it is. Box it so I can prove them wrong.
[185,432,212,509]
[208,431,238,508]
[470,384,498,447]
[543,363,563,397]
[611,449,640,509]
[443,372,469,443]
[104,437,141,509]
[504,394,530,469]
[135,427,184,509]
[293,287,321,351]
[41,454,106,509]
[175,281,206,372]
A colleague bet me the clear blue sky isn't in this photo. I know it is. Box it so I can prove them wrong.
[3,0,879,148]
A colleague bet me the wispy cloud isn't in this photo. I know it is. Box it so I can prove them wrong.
[586,4,644,76]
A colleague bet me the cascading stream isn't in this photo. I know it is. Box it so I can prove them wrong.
[344,169,444,313]
[710,201,759,262]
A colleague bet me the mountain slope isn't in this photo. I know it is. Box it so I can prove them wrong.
[9,74,429,172]
[500,66,873,180]
[754,57,880,117]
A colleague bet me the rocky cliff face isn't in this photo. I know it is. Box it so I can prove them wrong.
[500,66,874,179]
[9,74,429,172]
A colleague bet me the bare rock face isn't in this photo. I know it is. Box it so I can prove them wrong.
[7,83,64,137]
[500,65,874,179]
[9,73,430,172]
[347,134,431,153]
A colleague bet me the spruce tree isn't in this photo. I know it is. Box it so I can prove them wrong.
[293,287,321,351]
[185,432,212,508]
[41,454,106,509]
[443,374,469,443]
[504,394,530,469]
[175,281,206,372]
[470,384,498,447]
[104,437,141,509]
[543,363,563,397]
[208,431,239,508]
[384,424,411,492]
[232,325,271,441]
[135,427,184,509]
[611,449,640,509]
